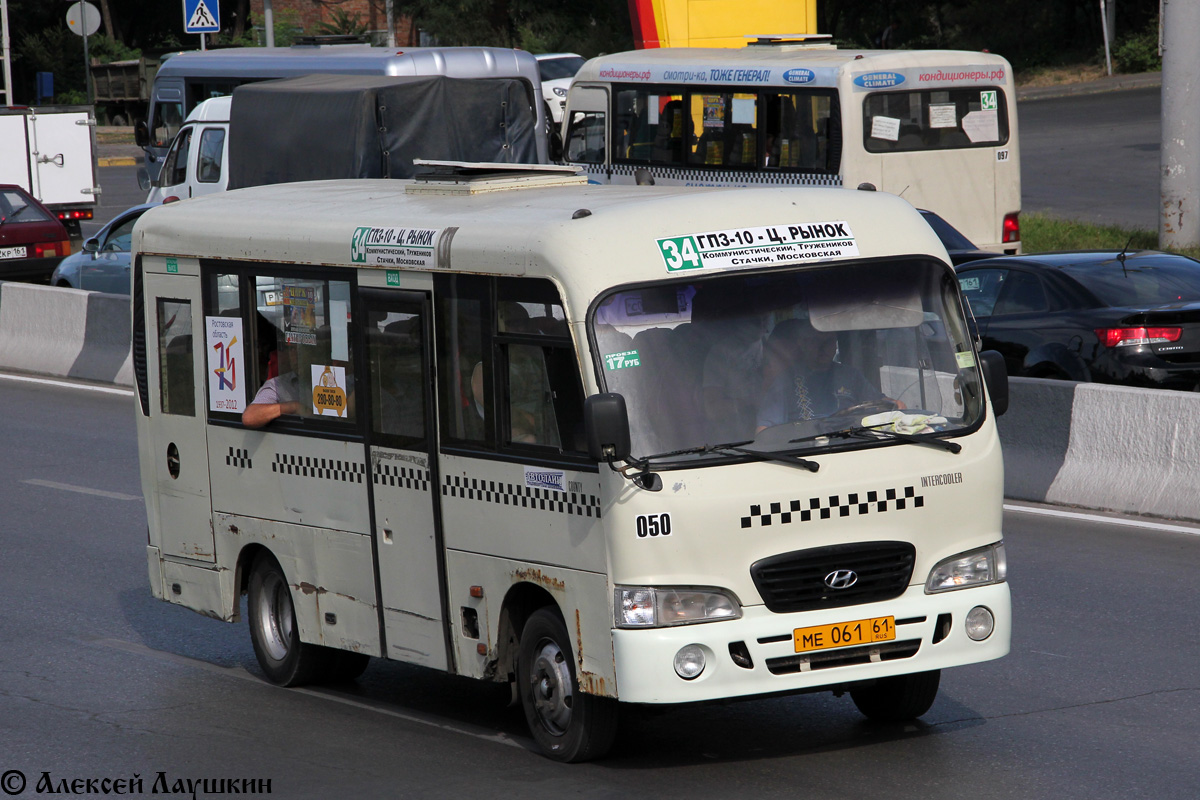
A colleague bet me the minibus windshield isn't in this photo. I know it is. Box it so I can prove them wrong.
[591,259,984,463]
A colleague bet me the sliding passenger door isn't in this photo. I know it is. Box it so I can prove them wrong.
[361,289,450,671]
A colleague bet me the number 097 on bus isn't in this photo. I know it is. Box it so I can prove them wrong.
[793,616,896,653]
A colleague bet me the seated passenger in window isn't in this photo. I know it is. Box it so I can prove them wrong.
[755,318,888,430]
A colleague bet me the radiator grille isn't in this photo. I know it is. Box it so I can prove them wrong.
[751,541,916,613]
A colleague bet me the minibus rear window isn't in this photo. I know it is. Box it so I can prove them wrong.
[615,85,839,173]
[863,87,1008,153]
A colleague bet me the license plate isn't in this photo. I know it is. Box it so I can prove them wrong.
[0,246,27,260]
[794,616,896,653]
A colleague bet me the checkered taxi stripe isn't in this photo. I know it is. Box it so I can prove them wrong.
[443,475,601,519]
[742,486,924,528]
[605,163,843,187]
[272,453,366,484]
[226,447,252,469]
[374,462,431,493]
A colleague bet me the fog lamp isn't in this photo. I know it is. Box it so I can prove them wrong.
[674,645,706,680]
[965,606,995,641]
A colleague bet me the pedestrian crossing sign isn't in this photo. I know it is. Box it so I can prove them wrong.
[183,0,220,33]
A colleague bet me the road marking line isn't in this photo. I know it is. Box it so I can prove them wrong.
[94,638,527,750]
[1004,503,1200,536]
[23,479,142,502]
[0,372,134,396]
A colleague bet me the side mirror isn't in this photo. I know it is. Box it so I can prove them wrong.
[137,167,151,192]
[134,121,149,148]
[979,350,1008,417]
[584,393,631,463]
[82,238,101,254]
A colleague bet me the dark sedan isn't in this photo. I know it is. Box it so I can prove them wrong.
[957,250,1200,390]
[0,185,73,282]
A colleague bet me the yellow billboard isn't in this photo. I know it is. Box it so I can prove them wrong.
[629,0,817,49]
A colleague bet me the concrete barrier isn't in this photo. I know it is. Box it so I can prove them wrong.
[0,282,132,387]
[998,377,1200,522]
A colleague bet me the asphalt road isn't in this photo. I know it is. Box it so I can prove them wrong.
[2,374,1199,798]
[1019,86,1161,231]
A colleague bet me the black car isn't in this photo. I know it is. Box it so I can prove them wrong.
[918,209,999,267]
[957,250,1200,390]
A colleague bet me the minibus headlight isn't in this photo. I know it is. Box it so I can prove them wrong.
[925,542,1007,593]
[615,587,742,628]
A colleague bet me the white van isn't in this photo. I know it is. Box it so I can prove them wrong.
[563,40,1021,253]
[132,163,1010,762]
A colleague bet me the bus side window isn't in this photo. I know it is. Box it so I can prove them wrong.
[497,280,586,455]
[565,111,606,163]
[157,299,195,416]
[152,101,183,149]
[436,277,490,444]
[367,310,426,445]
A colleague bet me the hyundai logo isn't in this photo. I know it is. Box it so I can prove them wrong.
[824,569,858,589]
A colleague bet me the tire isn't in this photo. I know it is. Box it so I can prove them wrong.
[850,670,941,722]
[247,554,333,686]
[518,607,618,762]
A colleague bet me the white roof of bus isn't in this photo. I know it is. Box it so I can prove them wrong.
[133,180,948,320]
[575,46,1013,83]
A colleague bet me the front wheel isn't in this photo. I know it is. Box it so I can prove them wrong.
[247,554,333,686]
[850,670,941,722]
[518,608,618,762]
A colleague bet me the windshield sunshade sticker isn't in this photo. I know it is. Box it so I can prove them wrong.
[741,486,923,529]
[657,222,859,273]
[604,349,641,370]
[443,474,601,519]
[350,226,441,269]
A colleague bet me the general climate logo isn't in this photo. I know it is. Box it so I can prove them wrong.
[853,72,906,89]
[783,68,816,84]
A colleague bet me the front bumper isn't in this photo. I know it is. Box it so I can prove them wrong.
[612,581,1010,704]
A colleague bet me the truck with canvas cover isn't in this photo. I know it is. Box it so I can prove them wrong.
[144,74,542,203]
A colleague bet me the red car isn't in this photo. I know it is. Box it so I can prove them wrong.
[0,185,73,282]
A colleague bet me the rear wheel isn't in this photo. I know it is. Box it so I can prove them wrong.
[247,554,333,686]
[518,608,618,762]
[850,670,941,722]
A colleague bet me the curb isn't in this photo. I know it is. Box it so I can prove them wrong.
[98,156,138,167]
[1016,71,1161,102]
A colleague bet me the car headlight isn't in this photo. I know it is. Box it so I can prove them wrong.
[553,86,568,97]
[925,542,1007,593]
[615,586,742,628]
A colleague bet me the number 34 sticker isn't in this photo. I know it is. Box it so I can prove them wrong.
[636,513,673,538]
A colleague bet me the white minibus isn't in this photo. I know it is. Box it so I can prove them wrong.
[563,41,1021,253]
[133,163,1010,762]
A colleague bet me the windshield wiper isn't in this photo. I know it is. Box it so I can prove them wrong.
[640,439,819,473]
[829,425,962,454]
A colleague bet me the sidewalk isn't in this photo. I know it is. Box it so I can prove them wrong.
[1016,70,1161,102]
[96,126,141,166]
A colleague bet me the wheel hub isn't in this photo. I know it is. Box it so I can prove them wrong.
[529,640,573,735]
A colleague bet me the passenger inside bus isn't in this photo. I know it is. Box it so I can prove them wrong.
[242,344,301,428]
[755,317,891,430]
